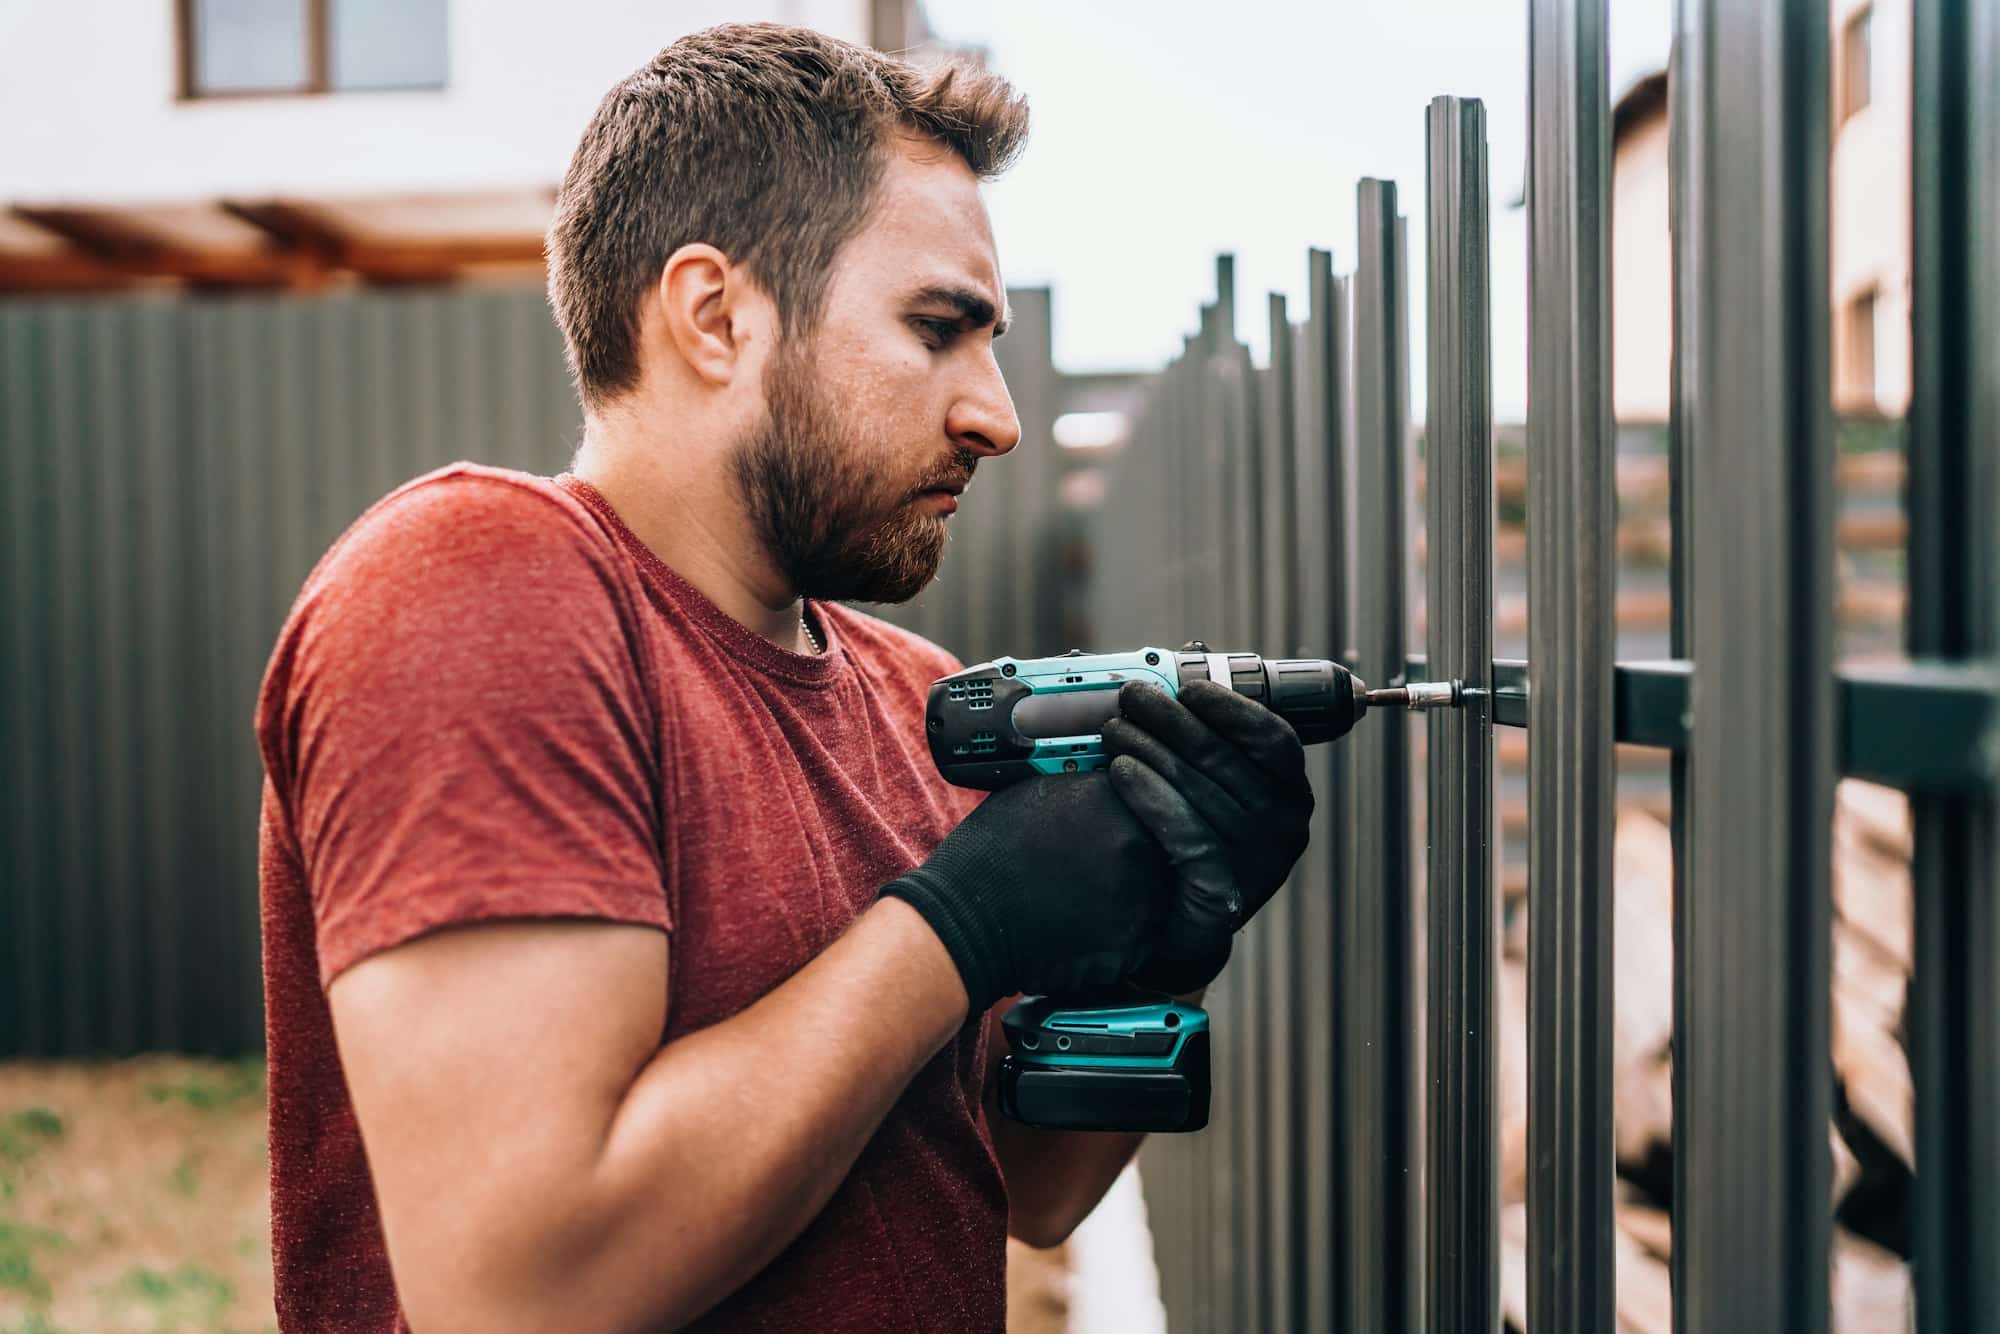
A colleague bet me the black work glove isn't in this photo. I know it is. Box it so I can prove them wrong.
[1099,679,1316,994]
[882,771,1178,1014]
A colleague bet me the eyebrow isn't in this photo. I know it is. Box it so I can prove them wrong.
[909,284,1010,338]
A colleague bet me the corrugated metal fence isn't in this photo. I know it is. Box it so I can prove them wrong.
[0,282,1067,1058]
[1100,1,2000,1330]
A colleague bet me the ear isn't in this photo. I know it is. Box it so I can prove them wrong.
[653,243,762,387]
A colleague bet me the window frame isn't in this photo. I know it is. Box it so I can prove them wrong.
[174,0,446,101]
[1841,283,1880,409]
[1838,5,1873,127]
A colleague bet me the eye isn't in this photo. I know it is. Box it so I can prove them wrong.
[913,317,959,349]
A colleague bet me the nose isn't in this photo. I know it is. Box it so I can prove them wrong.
[947,349,1021,457]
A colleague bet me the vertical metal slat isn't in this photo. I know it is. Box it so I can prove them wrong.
[1526,1,1617,1327]
[1678,1,1835,1328]
[1908,1,2000,1329]
[1423,94,1499,1333]
[1349,178,1419,1334]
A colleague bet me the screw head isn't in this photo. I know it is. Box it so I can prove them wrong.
[1144,651,1160,665]
[1001,663,1017,677]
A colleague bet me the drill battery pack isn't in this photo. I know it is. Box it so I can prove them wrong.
[997,992,1212,1133]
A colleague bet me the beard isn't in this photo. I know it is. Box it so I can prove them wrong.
[731,339,977,605]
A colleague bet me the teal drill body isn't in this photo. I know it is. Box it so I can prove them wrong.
[925,642,1371,1133]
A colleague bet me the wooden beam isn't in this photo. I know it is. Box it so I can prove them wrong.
[0,249,139,293]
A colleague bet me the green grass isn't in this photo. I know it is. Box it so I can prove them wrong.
[96,1264,236,1330]
[166,1153,201,1200]
[0,1222,70,1307]
[0,1314,72,1334]
[146,1060,265,1114]
[0,1109,65,1164]
[0,1110,67,1204]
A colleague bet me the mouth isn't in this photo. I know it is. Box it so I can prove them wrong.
[914,473,971,504]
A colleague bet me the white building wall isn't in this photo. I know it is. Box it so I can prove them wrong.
[0,0,868,200]
[1830,0,1912,415]
[1611,111,1672,424]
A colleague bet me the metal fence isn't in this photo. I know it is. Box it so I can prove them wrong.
[3,3,1996,1326]
[0,282,1069,1058]
[1102,1,2000,1330]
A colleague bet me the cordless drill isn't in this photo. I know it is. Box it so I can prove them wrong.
[925,642,1462,1133]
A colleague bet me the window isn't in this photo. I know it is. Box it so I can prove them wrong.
[178,0,447,98]
[1842,286,1879,408]
[1839,6,1872,126]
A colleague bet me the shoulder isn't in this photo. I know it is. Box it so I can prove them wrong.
[283,464,643,644]
[823,605,964,683]
[313,464,616,588]
[260,465,646,744]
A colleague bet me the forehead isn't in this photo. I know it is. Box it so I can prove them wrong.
[833,135,1004,305]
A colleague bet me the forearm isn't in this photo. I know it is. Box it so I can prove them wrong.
[991,1112,1146,1249]
[986,988,1204,1247]
[514,899,967,1332]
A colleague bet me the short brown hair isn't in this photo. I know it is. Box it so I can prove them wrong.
[546,24,1029,410]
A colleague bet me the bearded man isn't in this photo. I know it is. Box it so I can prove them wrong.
[255,23,1313,1332]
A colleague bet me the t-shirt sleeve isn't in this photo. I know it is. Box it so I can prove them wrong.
[258,474,671,987]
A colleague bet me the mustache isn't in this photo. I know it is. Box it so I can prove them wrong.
[911,449,981,497]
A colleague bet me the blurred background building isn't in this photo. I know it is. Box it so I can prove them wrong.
[1607,0,1910,422]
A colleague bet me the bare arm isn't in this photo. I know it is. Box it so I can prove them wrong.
[328,898,966,1334]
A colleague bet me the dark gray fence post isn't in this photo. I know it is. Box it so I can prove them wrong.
[1348,177,1419,1334]
[1294,248,1347,1334]
[1526,0,1616,1328]
[1665,10,1701,1327]
[1423,94,1499,1333]
[1676,1,1835,1330]
[1908,1,2000,1329]
[1256,289,1300,1334]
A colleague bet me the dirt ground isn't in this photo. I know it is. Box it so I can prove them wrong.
[0,1057,1068,1334]
[0,1057,275,1334]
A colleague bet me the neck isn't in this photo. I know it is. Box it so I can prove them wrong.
[572,409,816,656]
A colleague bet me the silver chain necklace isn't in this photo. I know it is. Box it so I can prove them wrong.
[800,608,822,655]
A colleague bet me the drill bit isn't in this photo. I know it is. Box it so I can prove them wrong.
[1362,680,1465,711]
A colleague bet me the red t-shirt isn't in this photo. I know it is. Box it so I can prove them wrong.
[255,463,1003,1332]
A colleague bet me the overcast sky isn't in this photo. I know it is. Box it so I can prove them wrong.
[922,0,1674,421]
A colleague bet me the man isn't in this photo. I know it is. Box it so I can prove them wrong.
[256,23,1312,1332]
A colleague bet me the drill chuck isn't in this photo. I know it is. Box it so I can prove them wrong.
[1171,644,1364,744]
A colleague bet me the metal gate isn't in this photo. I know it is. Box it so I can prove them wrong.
[1099,0,1999,1329]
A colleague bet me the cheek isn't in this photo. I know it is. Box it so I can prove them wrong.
[830,353,945,455]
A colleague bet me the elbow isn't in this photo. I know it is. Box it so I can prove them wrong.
[393,1196,665,1334]
[1008,1202,1084,1250]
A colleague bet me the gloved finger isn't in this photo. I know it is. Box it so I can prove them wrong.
[1173,679,1310,785]
[1099,715,1254,840]
[1116,682,1272,805]
[1133,936,1231,997]
[1105,754,1230,871]
[1107,756,1243,933]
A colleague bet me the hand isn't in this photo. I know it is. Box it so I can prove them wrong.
[881,771,1176,1013]
[1099,680,1315,992]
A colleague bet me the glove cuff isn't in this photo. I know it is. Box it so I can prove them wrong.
[879,824,1020,1014]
